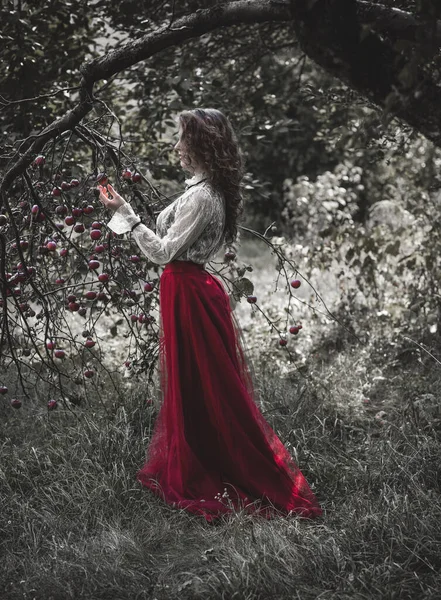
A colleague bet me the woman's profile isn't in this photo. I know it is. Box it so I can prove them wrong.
[98,107,322,522]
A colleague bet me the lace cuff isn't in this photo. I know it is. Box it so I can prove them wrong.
[106,202,141,234]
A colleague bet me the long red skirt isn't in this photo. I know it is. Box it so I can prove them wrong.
[136,260,322,522]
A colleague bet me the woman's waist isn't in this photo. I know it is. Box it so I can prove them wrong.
[163,260,206,273]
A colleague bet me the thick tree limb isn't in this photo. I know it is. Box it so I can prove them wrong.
[290,0,441,146]
[2,0,441,200]
[357,1,441,45]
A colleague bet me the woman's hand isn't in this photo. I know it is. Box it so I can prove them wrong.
[97,183,126,212]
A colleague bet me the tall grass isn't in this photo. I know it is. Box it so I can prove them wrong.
[1,325,441,600]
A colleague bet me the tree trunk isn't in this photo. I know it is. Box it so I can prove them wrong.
[290,0,441,147]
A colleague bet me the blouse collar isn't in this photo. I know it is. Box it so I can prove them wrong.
[184,171,208,188]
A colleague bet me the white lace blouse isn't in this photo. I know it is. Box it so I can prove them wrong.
[106,172,226,266]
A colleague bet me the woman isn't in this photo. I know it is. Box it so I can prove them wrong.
[98,108,322,522]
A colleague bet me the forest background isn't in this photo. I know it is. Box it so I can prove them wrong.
[1,1,441,599]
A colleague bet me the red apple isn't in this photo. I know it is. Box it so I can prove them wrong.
[65,216,75,226]
[0,386,8,394]
[78,308,86,316]
[98,273,109,283]
[88,260,100,270]
[144,282,154,292]
[61,181,71,191]
[60,248,69,257]
[68,301,80,311]
[72,207,83,217]
[46,240,57,251]
[11,398,22,409]
[74,223,85,233]
[279,338,288,346]
[290,279,301,289]
[289,326,299,335]
[91,221,103,230]
[129,255,140,263]
[246,295,257,304]
[122,168,132,179]
[31,204,40,215]
[46,340,55,350]
[85,291,97,300]
[67,294,77,302]
[132,172,141,183]
[94,244,105,253]
[34,155,45,167]
[130,315,139,322]
[70,178,80,188]
[85,338,96,348]
[55,277,65,285]
[19,240,29,250]
[96,172,108,186]
[90,229,102,241]
[83,205,94,214]
[52,187,62,197]
[47,399,58,410]
[54,349,65,359]
[84,369,94,378]
[55,205,68,215]
[224,251,236,260]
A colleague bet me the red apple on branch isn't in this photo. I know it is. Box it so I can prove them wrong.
[96,172,108,186]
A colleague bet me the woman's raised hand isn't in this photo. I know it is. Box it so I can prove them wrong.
[97,183,126,212]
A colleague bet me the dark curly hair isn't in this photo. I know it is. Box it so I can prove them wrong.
[177,108,245,248]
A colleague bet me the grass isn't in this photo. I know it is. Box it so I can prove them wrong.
[1,312,441,600]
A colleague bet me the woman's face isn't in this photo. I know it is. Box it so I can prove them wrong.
[173,128,199,174]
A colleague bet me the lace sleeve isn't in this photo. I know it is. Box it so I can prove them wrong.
[106,202,141,234]
[106,186,215,266]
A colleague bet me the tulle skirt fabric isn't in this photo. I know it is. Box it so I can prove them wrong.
[136,260,322,522]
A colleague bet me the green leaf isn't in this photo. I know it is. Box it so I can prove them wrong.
[232,277,254,301]
[385,240,400,256]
